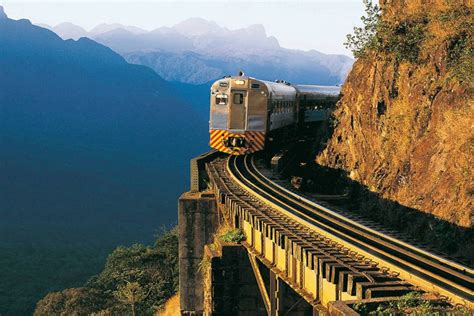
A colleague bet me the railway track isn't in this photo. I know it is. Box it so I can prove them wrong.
[222,154,473,307]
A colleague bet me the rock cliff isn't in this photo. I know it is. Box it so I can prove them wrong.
[317,0,473,228]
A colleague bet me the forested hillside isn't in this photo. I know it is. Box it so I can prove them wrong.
[34,229,178,315]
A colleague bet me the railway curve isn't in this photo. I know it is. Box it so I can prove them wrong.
[226,154,474,308]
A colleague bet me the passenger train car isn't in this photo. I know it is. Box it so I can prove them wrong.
[209,74,340,155]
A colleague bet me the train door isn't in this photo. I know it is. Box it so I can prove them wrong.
[229,90,247,131]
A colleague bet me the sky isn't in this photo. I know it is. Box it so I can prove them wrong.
[2,1,365,56]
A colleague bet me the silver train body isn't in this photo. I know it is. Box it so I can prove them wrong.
[209,75,340,155]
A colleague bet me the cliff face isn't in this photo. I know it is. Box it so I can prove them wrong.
[317,1,473,228]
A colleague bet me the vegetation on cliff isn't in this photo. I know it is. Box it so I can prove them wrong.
[318,0,473,241]
[34,229,179,315]
[345,0,472,72]
[352,291,471,315]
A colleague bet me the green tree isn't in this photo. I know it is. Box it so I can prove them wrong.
[344,0,381,58]
[114,281,148,316]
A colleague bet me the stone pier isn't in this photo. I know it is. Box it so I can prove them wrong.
[179,191,218,315]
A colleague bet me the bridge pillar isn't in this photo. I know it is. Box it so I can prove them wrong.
[179,191,218,316]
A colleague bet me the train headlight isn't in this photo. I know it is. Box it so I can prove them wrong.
[235,80,245,85]
[224,136,246,148]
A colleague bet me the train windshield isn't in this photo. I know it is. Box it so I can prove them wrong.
[233,93,244,104]
[216,94,227,105]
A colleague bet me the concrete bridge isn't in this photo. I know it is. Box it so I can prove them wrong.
[178,152,473,315]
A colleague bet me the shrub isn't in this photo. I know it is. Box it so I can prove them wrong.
[219,229,245,243]
[352,301,369,314]
[362,292,471,315]
[380,18,427,63]
[437,5,473,83]
[447,29,473,83]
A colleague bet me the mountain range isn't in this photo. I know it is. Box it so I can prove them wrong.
[42,18,354,85]
[0,7,207,314]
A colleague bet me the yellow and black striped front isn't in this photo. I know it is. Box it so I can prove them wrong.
[210,130,265,155]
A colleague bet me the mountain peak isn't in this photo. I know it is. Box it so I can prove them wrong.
[89,23,147,37]
[0,6,8,19]
[174,17,222,36]
[52,22,87,39]
[246,24,266,36]
[55,22,84,29]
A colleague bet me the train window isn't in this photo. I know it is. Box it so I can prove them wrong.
[251,83,260,89]
[216,94,228,105]
[233,93,244,105]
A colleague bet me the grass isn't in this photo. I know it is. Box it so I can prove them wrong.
[198,225,245,278]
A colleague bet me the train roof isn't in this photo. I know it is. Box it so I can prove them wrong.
[215,75,341,97]
[259,79,297,97]
[256,78,341,97]
[293,84,341,96]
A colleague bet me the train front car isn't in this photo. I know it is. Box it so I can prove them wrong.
[209,76,268,155]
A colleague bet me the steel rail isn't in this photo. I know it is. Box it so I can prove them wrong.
[250,156,473,275]
[244,156,473,296]
[226,154,473,307]
[226,155,379,284]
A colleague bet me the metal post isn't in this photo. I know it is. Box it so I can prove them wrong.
[269,270,280,316]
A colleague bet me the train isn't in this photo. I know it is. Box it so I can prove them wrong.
[209,73,341,155]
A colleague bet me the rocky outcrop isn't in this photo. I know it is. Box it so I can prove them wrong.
[317,1,473,228]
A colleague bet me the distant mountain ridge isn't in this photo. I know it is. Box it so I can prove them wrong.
[39,21,146,40]
[41,18,354,85]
